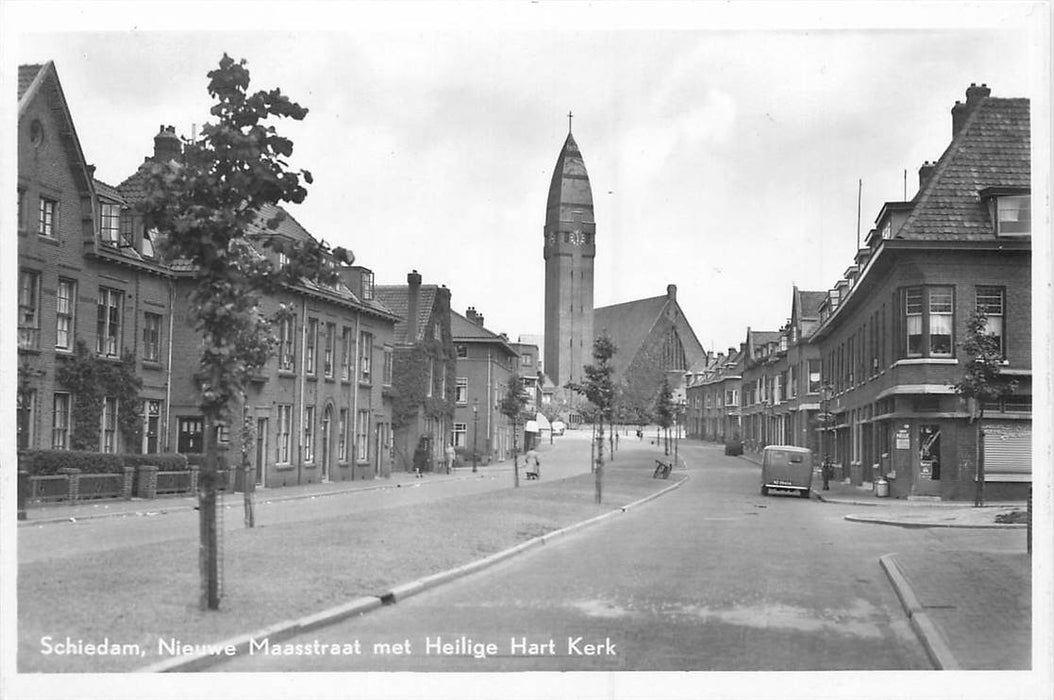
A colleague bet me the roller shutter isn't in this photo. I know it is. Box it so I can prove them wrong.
[983,429,1031,482]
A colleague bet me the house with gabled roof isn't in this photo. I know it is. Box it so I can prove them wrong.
[374,271,456,471]
[449,307,521,465]
[592,284,708,425]
[17,62,174,459]
[809,83,1032,500]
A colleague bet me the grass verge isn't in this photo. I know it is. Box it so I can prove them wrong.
[19,462,680,672]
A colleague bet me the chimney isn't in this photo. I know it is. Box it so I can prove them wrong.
[406,269,422,341]
[952,83,991,138]
[918,160,937,190]
[465,307,485,327]
[667,284,677,302]
[153,125,181,163]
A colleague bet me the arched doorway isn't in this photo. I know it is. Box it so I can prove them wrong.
[320,405,333,482]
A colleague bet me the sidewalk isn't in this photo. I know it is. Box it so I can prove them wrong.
[18,463,513,527]
[880,549,1031,669]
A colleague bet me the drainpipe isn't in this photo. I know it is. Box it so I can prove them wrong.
[486,348,493,459]
[297,296,307,484]
[352,311,360,478]
[163,278,175,452]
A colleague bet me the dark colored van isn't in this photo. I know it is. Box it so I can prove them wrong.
[760,445,813,498]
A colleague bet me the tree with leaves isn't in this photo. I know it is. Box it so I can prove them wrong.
[654,376,674,456]
[138,54,349,610]
[499,374,529,487]
[567,333,617,504]
[953,311,1018,507]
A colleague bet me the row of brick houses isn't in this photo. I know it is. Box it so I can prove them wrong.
[688,83,1032,501]
[17,61,532,489]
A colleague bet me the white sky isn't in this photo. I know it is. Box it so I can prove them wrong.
[4,2,1047,356]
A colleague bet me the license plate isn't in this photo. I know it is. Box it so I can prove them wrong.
[772,479,793,486]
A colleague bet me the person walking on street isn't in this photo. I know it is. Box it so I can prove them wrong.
[444,443,456,475]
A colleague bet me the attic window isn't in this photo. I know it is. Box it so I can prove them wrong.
[361,270,374,300]
[994,195,1030,236]
[30,119,45,148]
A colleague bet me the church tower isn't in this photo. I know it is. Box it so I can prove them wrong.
[543,120,595,386]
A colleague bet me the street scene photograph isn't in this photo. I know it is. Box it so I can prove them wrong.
[2,2,1051,700]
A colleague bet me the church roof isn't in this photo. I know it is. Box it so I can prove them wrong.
[545,132,594,228]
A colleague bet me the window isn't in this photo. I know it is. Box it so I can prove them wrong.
[305,318,318,375]
[52,393,71,450]
[433,322,441,341]
[995,195,1030,236]
[276,405,292,464]
[18,187,26,230]
[143,400,161,454]
[101,396,118,453]
[100,202,121,244]
[359,331,373,382]
[929,288,953,356]
[521,354,533,368]
[56,279,76,350]
[278,315,295,371]
[453,423,467,448]
[303,406,315,462]
[341,327,353,380]
[96,288,123,357]
[456,377,468,404]
[143,312,162,362]
[356,410,370,462]
[17,389,36,450]
[323,322,335,378]
[338,408,349,462]
[905,288,924,357]
[18,269,40,350]
[456,344,468,359]
[38,197,56,237]
[426,358,434,397]
[976,287,1005,357]
[382,347,393,386]
[140,226,155,258]
[361,270,374,300]
[807,360,821,394]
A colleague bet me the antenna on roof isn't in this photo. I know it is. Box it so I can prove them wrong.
[903,169,907,200]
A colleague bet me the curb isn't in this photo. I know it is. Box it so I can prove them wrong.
[879,554,960,671]
[140,474,689,673]
[845,514,1026,529]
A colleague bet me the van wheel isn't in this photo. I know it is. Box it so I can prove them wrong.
[799,489,811,499]
[760,485,768,496]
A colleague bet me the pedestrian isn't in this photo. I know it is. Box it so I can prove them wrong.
[525,449,541,479]
[444,442,456,475]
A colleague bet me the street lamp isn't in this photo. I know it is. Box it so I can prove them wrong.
[820,382,833,490]
[471,398,479,473]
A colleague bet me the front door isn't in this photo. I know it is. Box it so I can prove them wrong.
[177,417,203,453]
[255,418,268,487]
[320,407,332,481]
[914,424,942,497]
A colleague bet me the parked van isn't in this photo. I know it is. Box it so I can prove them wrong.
[760,445,813,498]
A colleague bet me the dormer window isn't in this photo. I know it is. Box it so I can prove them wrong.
[995,195,1030,236]
[361,270,374,300]
[100,202,120,245]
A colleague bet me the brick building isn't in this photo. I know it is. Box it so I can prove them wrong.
[375,271,456,472]
[450,307,519,465]
[809,84,1031,500]
[17,62,173,458]
[18,61,401,490]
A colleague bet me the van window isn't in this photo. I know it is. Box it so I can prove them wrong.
[789,454,802,463]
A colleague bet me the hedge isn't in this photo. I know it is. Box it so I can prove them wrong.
[17,450,188,476]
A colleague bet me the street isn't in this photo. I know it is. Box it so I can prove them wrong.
[214,441,1019,672]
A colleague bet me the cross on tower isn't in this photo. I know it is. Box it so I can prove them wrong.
[568,110,573,133]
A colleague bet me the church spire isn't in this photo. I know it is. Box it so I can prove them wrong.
[568,109,573,134]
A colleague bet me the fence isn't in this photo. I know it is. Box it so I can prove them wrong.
[24,465,201,505]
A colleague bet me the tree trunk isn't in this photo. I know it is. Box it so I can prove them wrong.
[512,419,519,488]
[200,413,221,610]
[242,402,255,528]
[595,420,604,504]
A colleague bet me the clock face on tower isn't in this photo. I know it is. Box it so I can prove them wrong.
[569,229,582,245]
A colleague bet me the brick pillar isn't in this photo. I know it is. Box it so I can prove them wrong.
[61,468,81,503]
[189,464,200,495]
[122,466,136,500]
[137,465,158,499]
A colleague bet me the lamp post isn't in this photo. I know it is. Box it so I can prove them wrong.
[472,398,479,473]
[820,383,833,490]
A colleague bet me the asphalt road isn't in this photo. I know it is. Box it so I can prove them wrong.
[213,441,1019,672]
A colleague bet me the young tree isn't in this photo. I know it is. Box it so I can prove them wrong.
[138,54,349,610]
[654,377,674,456]
[499,374,529,487]
[567,333,617,504]
[953,311,1018,507]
